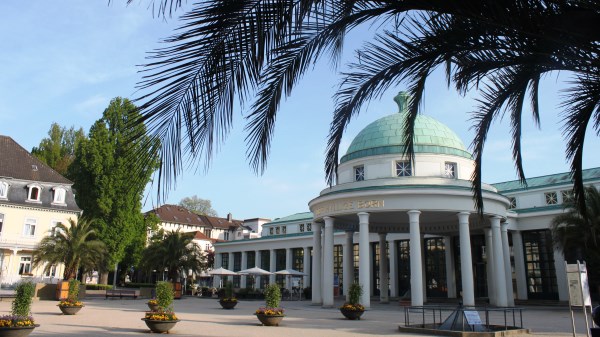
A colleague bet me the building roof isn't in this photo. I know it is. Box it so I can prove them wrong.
[492,167,600,193]
[340,93,471,163]
[266,212,313,225]
[0,135,72,184]
[148,204,243,229]
[192,230,219,243]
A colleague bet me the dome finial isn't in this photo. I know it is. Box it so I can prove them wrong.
[394,91,411,114]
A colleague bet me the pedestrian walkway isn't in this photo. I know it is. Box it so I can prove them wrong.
[0,296,593,336]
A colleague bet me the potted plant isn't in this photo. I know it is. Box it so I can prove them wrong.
[58,279,84,315]
[255,284,284,326]
[339,282,365,320]
[0,281,38,337]
[219,281,238,309]
[142,281,180,333]
[146,298,159,311]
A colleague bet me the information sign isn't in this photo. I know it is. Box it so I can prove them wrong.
[464,310,482,325]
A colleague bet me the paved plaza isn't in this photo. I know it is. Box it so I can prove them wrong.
[0,297,594,336]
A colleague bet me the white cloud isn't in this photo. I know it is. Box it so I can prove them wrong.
[74,95,109,114]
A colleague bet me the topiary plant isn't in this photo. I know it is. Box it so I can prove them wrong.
[12,281,35,317]
[224,281,235,299]
[264,283,281,308]
[68,279,81,303]
[155,281,175,311]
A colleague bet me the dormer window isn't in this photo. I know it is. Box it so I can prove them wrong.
[444,162,457,179]
[354,165,365,181]
[0,182,7,199]
[52,187,66,204]
[27,184,42,202]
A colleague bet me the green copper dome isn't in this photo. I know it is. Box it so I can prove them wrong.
[340,92,472,163]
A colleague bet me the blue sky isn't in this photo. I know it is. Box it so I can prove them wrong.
[1,2,598,220]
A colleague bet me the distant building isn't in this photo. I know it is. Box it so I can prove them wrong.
[0,135,80,285]
[214,92,600,308]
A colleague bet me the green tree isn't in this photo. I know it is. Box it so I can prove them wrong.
[551,187,600,292]
[31,123,85,177]
[179,195,218,217]
[131,0,599,215]
[69,97,158,282]
[140,229,207,282]
[32,218,107,280]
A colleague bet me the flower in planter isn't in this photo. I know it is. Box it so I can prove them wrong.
[58,300,83,307]
[255,307,285,316]
[0,315,36,328]
[339,303,365,311]
[59,279,83,307]
[144,310,178,321]
[147,299,159,306]
[220,297,238,302]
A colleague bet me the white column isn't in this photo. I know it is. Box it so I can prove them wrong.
[255,250,262,288]
[285,248,293,292]
[511,231,528,300]
[408,210,423,306]
[501,222,515,306]
[444,236,457,298]
[389,239,398,298]
[311,222,322,305]
[484,228,496,305]
[241,251,248,288]
[269,249,276,284]
[322,217,335,307]
[379,233,389,303]
[214,253,222,288]
[343,231,354,301]
[358,212,371,308]
[228,252,234,285]
[491,216,508,306]
[303,247,310,288]
[458,212,475,306]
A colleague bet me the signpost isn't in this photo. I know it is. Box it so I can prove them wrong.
[566,261,592,337]
[464,310,483,325]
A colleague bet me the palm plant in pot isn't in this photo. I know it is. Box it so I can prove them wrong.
[142,281,180,333]
[219,281,238,309]
[0,281,38,337]
[58,279,84,315]
[255,284,284,326]
[340,282,365,320]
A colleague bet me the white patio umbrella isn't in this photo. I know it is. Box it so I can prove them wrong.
[208,267,238,288]
[237,267,273,288]
[275,269,306,300]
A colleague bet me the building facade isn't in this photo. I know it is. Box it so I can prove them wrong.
[214,93,600,307]
[0,136,81,285]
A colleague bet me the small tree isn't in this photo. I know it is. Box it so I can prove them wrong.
[264,284,281,309]
[67,279,81,304]
[155,281,174,311]
[12,281,35,317]
[347,283,363,305]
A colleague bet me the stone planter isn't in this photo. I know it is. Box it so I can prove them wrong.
[255,314,284,326]
[219,300,237,309]
[147,303,159,311]
[340,308,364,320]
[142,319,179,333]
[0,325,39,337]
[59,305,83,315]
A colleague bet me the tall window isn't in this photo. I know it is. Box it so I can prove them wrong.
[53,187,66,204]
[28,185,41,201]
[204,229,212,238]
[0,182,7,198]
[223,232,230,240]
[50,220,60,236]
[354,165,365,181]
[444,162,457,178]
[396,161,412,177]
[45,265,57,277]
[19,257,32,275]
[23,218,37,237]
[307,223,312,232]
[282,226,287,234]
[299,223,304,232]
[269,228,274,235]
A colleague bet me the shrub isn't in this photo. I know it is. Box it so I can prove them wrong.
[348,282,363,305]
[223,281,235,299]
[264,284,281,309]
[12,281,35,317]
[155,281,174,311]
[68,279,80,302]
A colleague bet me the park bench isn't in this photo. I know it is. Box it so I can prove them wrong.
[105,289,140,299]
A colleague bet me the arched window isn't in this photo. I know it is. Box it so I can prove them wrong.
[53,187,66,204]
[27,184,42,202]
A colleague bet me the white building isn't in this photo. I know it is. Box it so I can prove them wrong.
[214,93,600,308]
[0,136,81,285]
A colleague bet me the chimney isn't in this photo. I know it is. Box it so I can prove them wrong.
[227,213,232,222]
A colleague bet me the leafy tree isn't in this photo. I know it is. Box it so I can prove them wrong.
[131,0,599,215]
[140,229,207,282]
[32,218,107,280]
[69,97,158,282]
[31,123,85,177]
[179,195,218,217]
[551,187,600,293]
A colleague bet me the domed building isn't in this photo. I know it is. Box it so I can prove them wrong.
[214,92,600,308]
